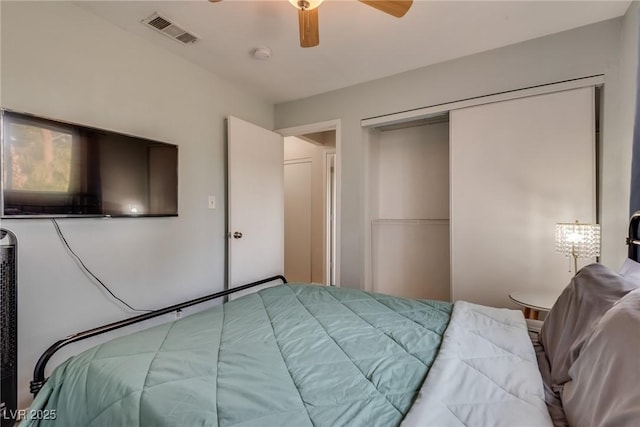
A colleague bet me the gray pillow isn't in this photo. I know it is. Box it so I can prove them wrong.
[619,258,640,283]
[539,263,638,393]
[561,288,640,426]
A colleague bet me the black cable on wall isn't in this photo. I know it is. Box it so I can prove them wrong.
[51,219,151,313]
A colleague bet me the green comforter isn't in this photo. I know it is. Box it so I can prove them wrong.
[24,284,451,427]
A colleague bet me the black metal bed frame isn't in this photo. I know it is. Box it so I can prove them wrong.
[27,211,640,396]
[627,211,640,262]
[30,275,287,396]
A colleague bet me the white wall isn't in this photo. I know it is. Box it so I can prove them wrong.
[275,17,631,290]
[0,1,273,408]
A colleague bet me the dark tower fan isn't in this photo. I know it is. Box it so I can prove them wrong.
[1,229,17,427]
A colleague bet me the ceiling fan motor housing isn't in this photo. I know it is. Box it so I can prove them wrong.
[291,0,323,11]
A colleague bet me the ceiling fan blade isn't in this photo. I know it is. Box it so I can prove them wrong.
[208,0,223,2]
[298,7,319,48]
[358,0,413,18]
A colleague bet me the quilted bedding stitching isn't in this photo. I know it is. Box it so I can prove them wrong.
[215,301,226,427]
[400,301,552,427]
[457,358,547,412]
[440,404,469,427]
[83,345,101,411]
[257,290,313,421]
[283,286,404,416]
[136,321,178,425]
[86,388,141,427]
[24,284,452,427]
[82,321,180,426]
[280,285,451,422]
[322,290,430,369]
[463,307,523,329]
[464,329,532,363]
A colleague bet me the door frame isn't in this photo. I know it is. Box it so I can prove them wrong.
[324,152,337,286]
[277,119,342,286]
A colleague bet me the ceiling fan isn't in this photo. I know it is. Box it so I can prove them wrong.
[208,0,413,48]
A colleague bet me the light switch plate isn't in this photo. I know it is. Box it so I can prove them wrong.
[208,196,216,209]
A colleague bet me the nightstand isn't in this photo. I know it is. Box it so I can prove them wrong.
[508,291,559,320]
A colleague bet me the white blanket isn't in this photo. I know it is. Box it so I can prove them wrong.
[401,301,552,427]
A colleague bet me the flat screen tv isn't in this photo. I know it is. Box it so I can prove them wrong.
[1,109,178,218]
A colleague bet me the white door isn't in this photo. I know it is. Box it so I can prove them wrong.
[284,159,312,282]
[450,87,596,307]
[227,116,284,296]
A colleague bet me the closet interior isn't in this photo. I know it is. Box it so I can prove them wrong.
[368,114,451,301]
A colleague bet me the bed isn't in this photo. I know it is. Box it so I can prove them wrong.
[20,214,640,426]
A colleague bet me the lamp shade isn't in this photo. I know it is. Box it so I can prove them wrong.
[555,221,601,258]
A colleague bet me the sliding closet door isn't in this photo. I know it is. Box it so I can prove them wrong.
[450,87,596,307]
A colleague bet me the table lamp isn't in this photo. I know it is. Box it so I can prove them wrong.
[555,221,601,274]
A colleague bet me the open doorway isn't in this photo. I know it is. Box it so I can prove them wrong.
[277,119,341,286]
[283,133,336,285]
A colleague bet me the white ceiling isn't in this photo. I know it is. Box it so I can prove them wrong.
[77,0,631,104]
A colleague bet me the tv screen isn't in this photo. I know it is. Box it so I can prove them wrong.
[1,109,178,218]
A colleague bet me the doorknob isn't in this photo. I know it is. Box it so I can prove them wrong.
[233,231,243,239]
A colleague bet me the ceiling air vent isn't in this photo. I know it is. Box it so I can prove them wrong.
[141,12,200,45]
